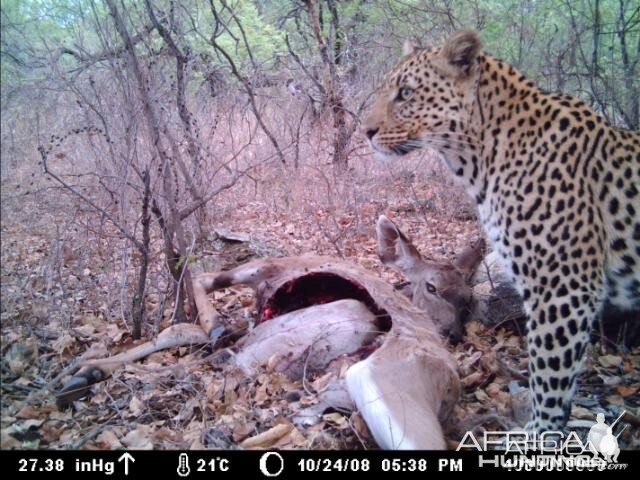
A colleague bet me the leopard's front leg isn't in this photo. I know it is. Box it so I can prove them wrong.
[522,287,603,432]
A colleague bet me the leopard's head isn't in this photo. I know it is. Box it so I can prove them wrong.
[363,29,482,157]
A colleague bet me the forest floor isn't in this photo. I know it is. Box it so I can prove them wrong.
[1,164,639,450]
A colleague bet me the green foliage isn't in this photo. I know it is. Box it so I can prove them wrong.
[2,0,638,127]
[175,254,198,271]
[185,0,286,70]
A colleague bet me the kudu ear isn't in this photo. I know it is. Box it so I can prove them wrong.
[376,215,423,273]
[452,237,486,281]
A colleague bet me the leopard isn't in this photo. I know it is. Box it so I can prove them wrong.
[362,28,639,433]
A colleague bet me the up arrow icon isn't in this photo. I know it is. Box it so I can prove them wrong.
[117,452,136,476]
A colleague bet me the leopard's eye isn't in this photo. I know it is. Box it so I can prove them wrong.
[425,282,437,294]
[397,87,414,102]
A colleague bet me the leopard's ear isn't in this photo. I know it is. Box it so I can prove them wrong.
[402,40,416,56]
[440,29,481,77]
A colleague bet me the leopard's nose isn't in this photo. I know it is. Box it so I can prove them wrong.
[365,127,379,140]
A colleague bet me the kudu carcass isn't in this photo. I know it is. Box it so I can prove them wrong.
[58,216,484,449]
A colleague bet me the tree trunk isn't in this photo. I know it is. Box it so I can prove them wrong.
[304,0,350,171]
[104,0,197,321]
[131,169,151,339]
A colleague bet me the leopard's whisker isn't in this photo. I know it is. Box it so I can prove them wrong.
[402,137,478,153]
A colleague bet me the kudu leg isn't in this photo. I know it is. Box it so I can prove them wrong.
[193,262,272,344]
[192,273,225,346]
[58,262,272,407]
[57,323,209,408]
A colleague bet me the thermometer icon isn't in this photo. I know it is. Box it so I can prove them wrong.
[177,453,191,477]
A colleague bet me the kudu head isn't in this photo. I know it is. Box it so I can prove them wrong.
[376,215,485,343]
